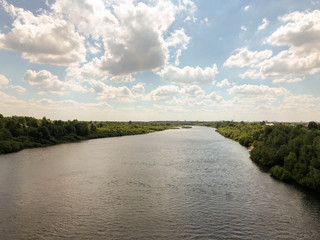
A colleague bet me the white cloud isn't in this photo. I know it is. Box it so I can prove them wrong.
[217,79,230,88]
[0,91,26,109]
[257,18,269,31]
[244,5,251,11]
[180,85,205,98]
[239,69,261,79]
[175,49,182,66]
[51,0,117,39]
[158,64,218,85]
[24,70,66,95]
[228,84,289,96]
[224,47,272,68]
[208,92,223,103]
[272,77,303,83]
[145,84,223,107]
[0,74,9,87]
[0,1,86,66]
[90,80,134,102]
[131,83,145,96]
[261,10,320,78]
[24,70,86,95]
[110,75,135,83]
[90,1,178,76]
[10,85,26,93]
[241,26,247,31]
[146,85,180,101]
[166,28,190,49]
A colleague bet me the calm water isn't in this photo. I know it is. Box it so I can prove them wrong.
[0,127,320,239]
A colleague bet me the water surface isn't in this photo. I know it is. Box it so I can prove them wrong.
[0,127,319,239]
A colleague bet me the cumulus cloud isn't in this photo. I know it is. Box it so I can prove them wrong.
[224,47,272,68]
[1,0,196,76]
[216,79,230,88]
[51,0,117,39]
[257,18,269,31]
[166,28,190,49]
[145,84,223,106]
[131,83,145,96]
[239,69,261,79]
[0,1,86,66]
[261,10,320,78]
[0,74,9,87]
[90,80,134,102]
[146,85,180,101]
[10,85,26,93]
[91,1,178,76]
[228,84,289,96]
[272,77,303,83]
[180,85,205,98]
[158,64,218,85]
[0,91,25,110]
[24,70,86,95]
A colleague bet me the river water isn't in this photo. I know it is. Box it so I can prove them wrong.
[0,126,319,239]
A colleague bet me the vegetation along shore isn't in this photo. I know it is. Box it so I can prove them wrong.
[0,114,182,154]
[206,121,320,193]
[1,113,319,193]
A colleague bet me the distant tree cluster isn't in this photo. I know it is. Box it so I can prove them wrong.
[0,114,180,154]
[210,121,320,192]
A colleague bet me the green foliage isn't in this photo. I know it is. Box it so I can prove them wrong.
[0,140,23,154]
[0,114,181,154]
[270,166,291,181]
[212,121,320,192]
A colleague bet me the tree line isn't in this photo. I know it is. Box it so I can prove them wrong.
[207,121,320,192]
[0,114,181,154]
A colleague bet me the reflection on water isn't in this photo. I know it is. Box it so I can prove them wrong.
[0,127,319,239]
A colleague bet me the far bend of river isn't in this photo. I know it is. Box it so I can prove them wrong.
[1,127,320,240]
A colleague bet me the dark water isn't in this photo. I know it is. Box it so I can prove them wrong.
[0,127,320,240]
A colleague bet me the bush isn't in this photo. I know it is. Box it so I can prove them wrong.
[0,140,23,154]
[270,165,291,182]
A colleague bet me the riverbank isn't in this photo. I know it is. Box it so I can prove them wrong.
[206,121,320,193]
[0,114,182,154]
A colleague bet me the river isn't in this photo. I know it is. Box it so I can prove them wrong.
[0,126,319,239]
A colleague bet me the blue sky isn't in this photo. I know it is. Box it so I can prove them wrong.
[0,0,319,121]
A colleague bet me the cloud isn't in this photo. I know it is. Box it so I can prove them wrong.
[90,80,134,102]
[228,84,289,96]
[89,1,178,76]
[239,69,261,79]
[146,85,180,101]
[272,77,303,83]
[224,47,272,68]
[166,28,190,49]
[217,79,230,88]
[257,18,269,31]
[244,5,251,11]
[166,28,190,66]
[0,1,86,66]
[51,0,117,39]
[0,91,26,107]
[180,85,205,98]
[10,85,26,93]
[261,10,320,78]
[158,64,218,85]
[24,70,86,95]
[131,83,145,96]
[145,84,223,107]
[0,74,9,87]
[241,26,247,31]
